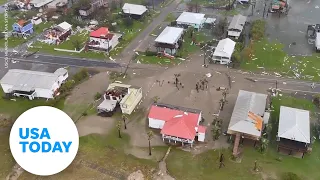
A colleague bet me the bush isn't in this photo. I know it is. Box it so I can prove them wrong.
[281,172,301,180]
[94,92,102,100]
[313,94,320,107]
[250,20,266,41]
[145,50,157,56]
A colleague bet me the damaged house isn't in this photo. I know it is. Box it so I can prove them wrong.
[79,0,108,17]
[227,90,269,156]
[41,21,72,45]
[97,83,142,116]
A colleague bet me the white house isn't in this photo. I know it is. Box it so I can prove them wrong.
[0,68,68,100]
[154,27,184,55]
[212,38,236,64]
[228,14,247,39]
[122,3,147,17]
[176,12,206,30]
[277,106,310,157]
[97,83,142,115]
[148,103,206,146]
[87,27,122,52]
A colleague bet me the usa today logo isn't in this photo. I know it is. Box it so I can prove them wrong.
[9,106,79,176]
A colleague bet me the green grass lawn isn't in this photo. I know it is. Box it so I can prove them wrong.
[240,39,320,81]
[179,30,207,57]
[165,13,176,22]
[0,89,64,120]
[19,117,160,179]
[29,31,108,60]
[109,11,160,57]
[166,95,320,180]
[0,131,15,180]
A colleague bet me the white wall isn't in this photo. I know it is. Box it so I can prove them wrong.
[198,133,205,142]
[1,84,13,93]
[57,73,68,83]
[89,37,111,50]
[34,88,53,99]
[149,118,165,129]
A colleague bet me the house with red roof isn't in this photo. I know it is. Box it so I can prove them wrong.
[87,27,122,52]
[148,103,206,146]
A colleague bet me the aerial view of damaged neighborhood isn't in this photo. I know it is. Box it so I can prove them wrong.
[1,0,320,178]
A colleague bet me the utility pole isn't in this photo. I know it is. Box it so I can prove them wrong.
[263,3,267,18]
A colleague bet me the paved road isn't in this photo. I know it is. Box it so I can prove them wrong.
[117,0,182,63]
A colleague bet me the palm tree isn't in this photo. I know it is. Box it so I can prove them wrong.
[116,121,122,138]
[147,130,154,156]
[152,96,160,104]
[259,137,269,153]
[122,114,128,129]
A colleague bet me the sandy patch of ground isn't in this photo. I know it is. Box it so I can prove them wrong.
[64,71,110,119]
[127,170,144,180]
[76,115,116,137]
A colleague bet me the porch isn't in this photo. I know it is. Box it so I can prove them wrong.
[162,134,194,147]
[277,138,309,158]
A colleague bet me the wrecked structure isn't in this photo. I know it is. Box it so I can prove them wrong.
[97,83,142,116]
[41,21,72,45]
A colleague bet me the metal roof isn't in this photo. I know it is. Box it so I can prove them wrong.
[213,38,236,58]
[278,106,310,144]
[122,3,147,15]
[0,69,64,91]
[57,21,72,31]
[228,14,247,31]
[155,27,184,45]
[228,90,267,137]
[176,12,205,25]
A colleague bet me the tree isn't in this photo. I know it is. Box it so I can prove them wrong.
[152,96,160,103]
[116,121,122,138]
[123,17,133,27]
[111,0,117,11]
[211,118,222,140]
[72,40,82,51]
[215,17,228,37]
[122,114,128,129]
[259,137,269,153]
[147,130,154,156]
